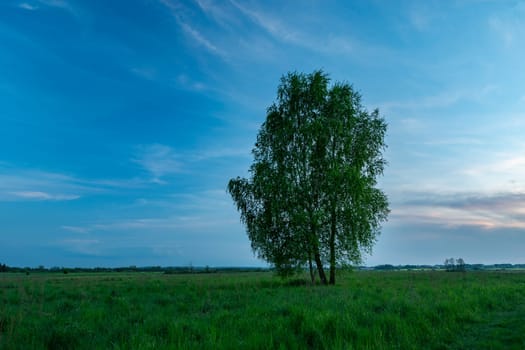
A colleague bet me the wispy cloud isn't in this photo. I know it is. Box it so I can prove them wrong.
[37,0,73,12]
[61,189,237,235]
[130,67,157,81]
[408,9,430,31]
[393,191,525,230]
[0,164,148,202]
[0,139,248,203]
[405,1,447,33]
[230,0,337,54]
[229,0,300,44]
[422,137,482,146]
[385,142,525,199]
[192,146,251,161]
[170,189,233,212]
[458,164,525,196]
[132,144,182,183]
[61,225,90,234]
[180,21,225,57]
[88,203,238,234]
[92,215,236,232]
[18,3,38,10]
[150,243,183,257]
[159,0,386,70]
[159,0,227,59]
[10,191,79,201]
[0,169,83,201]
[194,0,240,28]
[489,17,514,47]
[59,238,101,255]
[131,142,251,183]
[19,0,77,15]
[379,85,497,112]
[175,74,207,92]
[228,0,383,59]
[462,155,525,177]
[488,3,525,49]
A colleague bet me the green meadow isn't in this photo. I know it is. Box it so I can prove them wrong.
[1,270,525,349]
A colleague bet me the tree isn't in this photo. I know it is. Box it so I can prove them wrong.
[228,70,389,285]
[456,258,466,272]
[444,258,455,271]
[445,257,466,272]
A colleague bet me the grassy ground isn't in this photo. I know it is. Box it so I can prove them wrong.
[1,270,525,349]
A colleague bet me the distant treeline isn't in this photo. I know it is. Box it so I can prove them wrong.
[1,263,524,274]
[0,264,268,274]
[368,264,525,271]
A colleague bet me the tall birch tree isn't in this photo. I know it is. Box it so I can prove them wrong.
[228,70,389,284]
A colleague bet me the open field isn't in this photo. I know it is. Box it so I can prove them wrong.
[1,270,525,349]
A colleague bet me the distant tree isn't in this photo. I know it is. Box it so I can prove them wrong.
[444,258,455,271]
[456,258,466,272]
[444,257,466,272]
[228,70,389,285]
[0,263,7,272]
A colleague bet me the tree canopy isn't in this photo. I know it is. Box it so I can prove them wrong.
[228,70,389,284]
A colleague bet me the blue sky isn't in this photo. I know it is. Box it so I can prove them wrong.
[2,0,525,268]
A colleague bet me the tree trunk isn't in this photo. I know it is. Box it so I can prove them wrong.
[329,207,337,285]
[314,250,327,285]
[309,212,327,285]
[308,255,316,284]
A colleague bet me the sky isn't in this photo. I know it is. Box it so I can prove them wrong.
[1,0,525,268]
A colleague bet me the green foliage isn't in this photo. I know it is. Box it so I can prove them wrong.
[228,70,389,283]
[1,271,525,349]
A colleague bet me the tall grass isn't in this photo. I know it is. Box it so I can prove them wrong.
[1,270,524,349]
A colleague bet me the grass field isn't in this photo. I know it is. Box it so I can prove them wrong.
[1,270,525,349]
